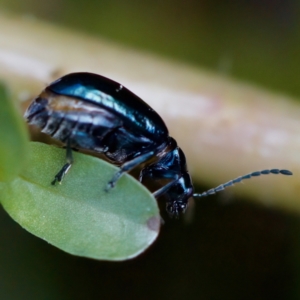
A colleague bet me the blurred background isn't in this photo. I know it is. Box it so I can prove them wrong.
[0,0,300,299]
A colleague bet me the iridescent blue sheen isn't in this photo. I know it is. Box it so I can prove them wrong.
[47,73,168,140]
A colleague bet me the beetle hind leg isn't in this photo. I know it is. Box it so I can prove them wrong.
[51,139,73,185]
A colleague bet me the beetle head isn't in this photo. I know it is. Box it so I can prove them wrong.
[165,173,193,218]
[166,200,188,217]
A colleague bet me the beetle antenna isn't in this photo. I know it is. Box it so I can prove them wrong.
[193,169,292,198]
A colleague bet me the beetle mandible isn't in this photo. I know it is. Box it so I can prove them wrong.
[24,72,293,217]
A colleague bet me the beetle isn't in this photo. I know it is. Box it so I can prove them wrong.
[24,72,293,217]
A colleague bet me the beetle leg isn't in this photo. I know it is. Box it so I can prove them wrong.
[51,139,73,185]
[152,178,180,198]
[139,167,179,182]
[105,150,155,191]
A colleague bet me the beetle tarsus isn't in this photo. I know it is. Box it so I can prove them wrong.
[105,180,115,192]
[105,169,123,192]
[52,139,73,185]
[51,163,72,185]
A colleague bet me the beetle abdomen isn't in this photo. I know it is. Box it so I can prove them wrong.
[25,91,124,151]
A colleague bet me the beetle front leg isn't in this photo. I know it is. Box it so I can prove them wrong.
[139,165,180,194]
[51,139,73,185]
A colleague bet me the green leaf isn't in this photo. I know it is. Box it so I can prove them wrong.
[0,142,160,260]
[0,84,29,181]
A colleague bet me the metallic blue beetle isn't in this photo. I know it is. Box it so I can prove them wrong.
[24,72,292,217]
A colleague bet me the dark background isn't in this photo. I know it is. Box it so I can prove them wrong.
[0,1,300,299]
